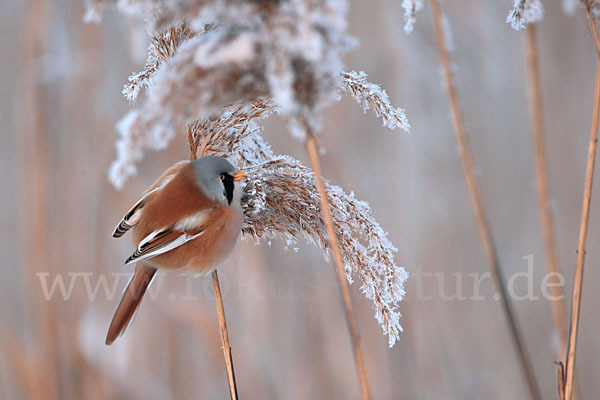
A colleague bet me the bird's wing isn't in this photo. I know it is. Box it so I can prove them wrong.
[144,160,190,195]
[112,190,156,238]
[124,208,215,264]
[112,160,190,238]
[105,262,157,345]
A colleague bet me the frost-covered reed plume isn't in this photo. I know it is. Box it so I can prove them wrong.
[86,0,410,345]
[506,0,544,30]
[187,100,408,345]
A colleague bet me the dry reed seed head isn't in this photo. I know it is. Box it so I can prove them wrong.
[183,101,407,346]
[123,22,196,102]
[186,99,276,166]
[240,156,407,347]
[98,0,352,187]
[340,71,410,132]
[99,0,410,188]
[506,0,544,30]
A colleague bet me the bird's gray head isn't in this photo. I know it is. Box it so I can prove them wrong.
[191,156,245,206]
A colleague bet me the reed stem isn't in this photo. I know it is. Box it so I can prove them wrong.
[430,1,541,399]
[556,362,565,400]
[525,25,569,354]
[305,131,372,400]
[563,37,600,400]
[212,270,239,400]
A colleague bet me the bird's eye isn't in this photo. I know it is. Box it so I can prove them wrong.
[219,174,225,181]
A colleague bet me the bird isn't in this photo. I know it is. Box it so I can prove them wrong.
[105,155,246,345]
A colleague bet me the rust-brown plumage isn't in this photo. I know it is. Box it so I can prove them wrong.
[106,158,244,345]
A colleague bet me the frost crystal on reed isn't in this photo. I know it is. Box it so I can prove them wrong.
[86,0,410,186]
[340,71,411,132]
[401,0,424,34]
[187,99,276,168]
[507,0,544,30]
[123,23,196,102]
[240,157,407,346]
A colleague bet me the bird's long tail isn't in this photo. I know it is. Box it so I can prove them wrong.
[105,262,157,345]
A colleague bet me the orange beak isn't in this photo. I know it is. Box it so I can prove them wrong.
[233,171,247,182]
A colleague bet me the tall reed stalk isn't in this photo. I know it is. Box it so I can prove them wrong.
[212,271,239,400]
[524,21,582,400]
[430,1,541,399]
[524,25,569,355]
[561,9,600,400]
[305,130,372,400]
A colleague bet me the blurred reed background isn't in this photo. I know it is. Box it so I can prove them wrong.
[1,0,600,399]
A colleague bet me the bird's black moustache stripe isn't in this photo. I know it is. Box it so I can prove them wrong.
[222,174,234,205]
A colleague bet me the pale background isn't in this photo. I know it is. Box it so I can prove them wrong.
[1,0,599,399]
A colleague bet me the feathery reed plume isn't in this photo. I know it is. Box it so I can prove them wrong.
[187,98,276,165]
[561,10,600,400]
[430,1,542,399]
[185,101,408,346]
[91,1,410,187]
[123,22,196,102]
[506,0,544,31]
[241,154,408,344]
[340,71,410,132]
[99,0,353,187]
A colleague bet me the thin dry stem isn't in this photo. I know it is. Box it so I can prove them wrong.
[556,362,566,400]
[189,132,238,400]
[212,270,239,400]
[430,1,541,399]
[563,50,600,400]
[525,25,569,356]
[305,131,372,400]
